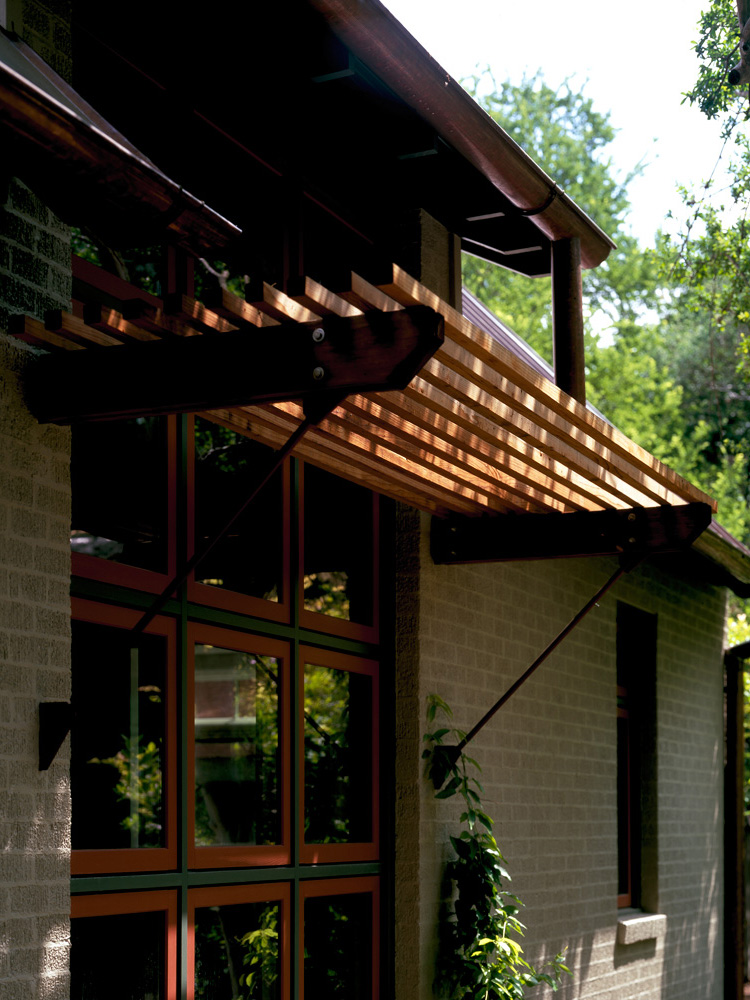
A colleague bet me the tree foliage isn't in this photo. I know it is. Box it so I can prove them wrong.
[461,71,655,361]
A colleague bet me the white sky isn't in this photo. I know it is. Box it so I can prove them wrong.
[381,0,733,245]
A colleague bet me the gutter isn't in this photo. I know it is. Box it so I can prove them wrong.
[307,0,616,270]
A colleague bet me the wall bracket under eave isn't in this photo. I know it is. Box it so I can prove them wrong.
[431,502,713,565]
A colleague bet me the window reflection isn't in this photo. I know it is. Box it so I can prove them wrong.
[195,901,281,1000]
[71,417,169,573]
[72,622,166,850]
[194,645,280,847]
[194,418,284,604]
[71,910,165,1000]
[304,893,372,998]
[303,465,374,626]
[304,663,372,844]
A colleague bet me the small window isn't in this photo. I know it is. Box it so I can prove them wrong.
[189,416,290,622]
[300,464,378,641]
[300,647,378,863]
[301,878,379,1000]
[616,602,657,910]
[188,625,290,868]
[70,600,177,875]
[70,416,175,590]
[71,891,177,1000]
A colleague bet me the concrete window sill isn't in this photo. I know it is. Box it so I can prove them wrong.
[617,911,667,945]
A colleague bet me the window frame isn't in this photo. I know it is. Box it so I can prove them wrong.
[299,876,380,1000]
[70,597,178,876]
[187,623,291,869]
[298,646,379,864]
[187,413,292,624]
[71,415,178,594]
[71,889,179,1000]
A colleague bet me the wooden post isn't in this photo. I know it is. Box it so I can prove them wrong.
[551,237,585,404]
[724,652,745,1000]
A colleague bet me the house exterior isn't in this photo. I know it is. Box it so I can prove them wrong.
[1,3,749,1000]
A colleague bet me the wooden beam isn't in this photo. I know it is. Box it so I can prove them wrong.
[431,502,713,564]
[24,305,444,424]
[379,264,717,511]
[551,237,585,403]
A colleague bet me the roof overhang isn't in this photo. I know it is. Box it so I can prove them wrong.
[306,0,616,272]
[0,30,240,253]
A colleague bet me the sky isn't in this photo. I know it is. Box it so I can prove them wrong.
[381,0,732,245]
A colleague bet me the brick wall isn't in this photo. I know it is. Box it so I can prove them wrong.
[0,177,72,1000]
[395,511,727,1000]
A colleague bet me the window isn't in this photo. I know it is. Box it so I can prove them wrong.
[71,394,383,999]
[616,602,657,911]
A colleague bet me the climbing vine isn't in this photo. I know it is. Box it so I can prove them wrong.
[423,695,570,1000]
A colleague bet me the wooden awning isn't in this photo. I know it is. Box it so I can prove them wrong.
[13,260,716,518]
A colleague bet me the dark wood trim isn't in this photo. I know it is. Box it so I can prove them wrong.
[431,502,713,565]
[552,237,585,404]
[24,306,444,424]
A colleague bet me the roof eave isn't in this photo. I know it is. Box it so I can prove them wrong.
[307,0,616,270]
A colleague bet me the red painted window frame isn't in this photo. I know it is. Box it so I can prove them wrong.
[186,414,292,623]
[71,889,178,1000]
[188,882,291,1000]
[70,598,178,875]
[71,415,178,595]
[299,876,380,1000]
[187,623,291,869]
[297,462,380,644]
[299,646,379,864]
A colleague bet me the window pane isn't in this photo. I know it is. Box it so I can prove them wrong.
[304,664,372,843]
[194,417,284,603]
[194,645,280,846]
[195,900,281,1000]
[304,893,372,999]
[71,910,165,1000]
[303,465,373,625]
[71,417,169,573]
[72,622,166,850]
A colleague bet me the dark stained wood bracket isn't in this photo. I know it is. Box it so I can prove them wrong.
[38,702,73,771]
[23,305,443,424]
[431,502,713,565]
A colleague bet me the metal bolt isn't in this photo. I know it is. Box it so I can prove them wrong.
[628,537,636,545]
[312,366,325,380]
[627,512,636,522]
[312,327,325,343]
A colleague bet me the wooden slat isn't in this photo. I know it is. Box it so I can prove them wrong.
[164,294,240,334]
[380,264,717,511]
[265,400,507,514]
[202,287,279,328]
[209,403,486,515]
[417,359,667,509]
[428,341,672,507]
[246,280,323,324]
[44,310,124,348]
[400,377,643,510]
[338,271,403,312]
[345,391,620,512]
[334,399,578,513]
[9,315,84,351]
[81,303,160,342]
[288,276,364,318]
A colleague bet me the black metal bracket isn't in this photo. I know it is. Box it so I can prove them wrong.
[38,702,73,771]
